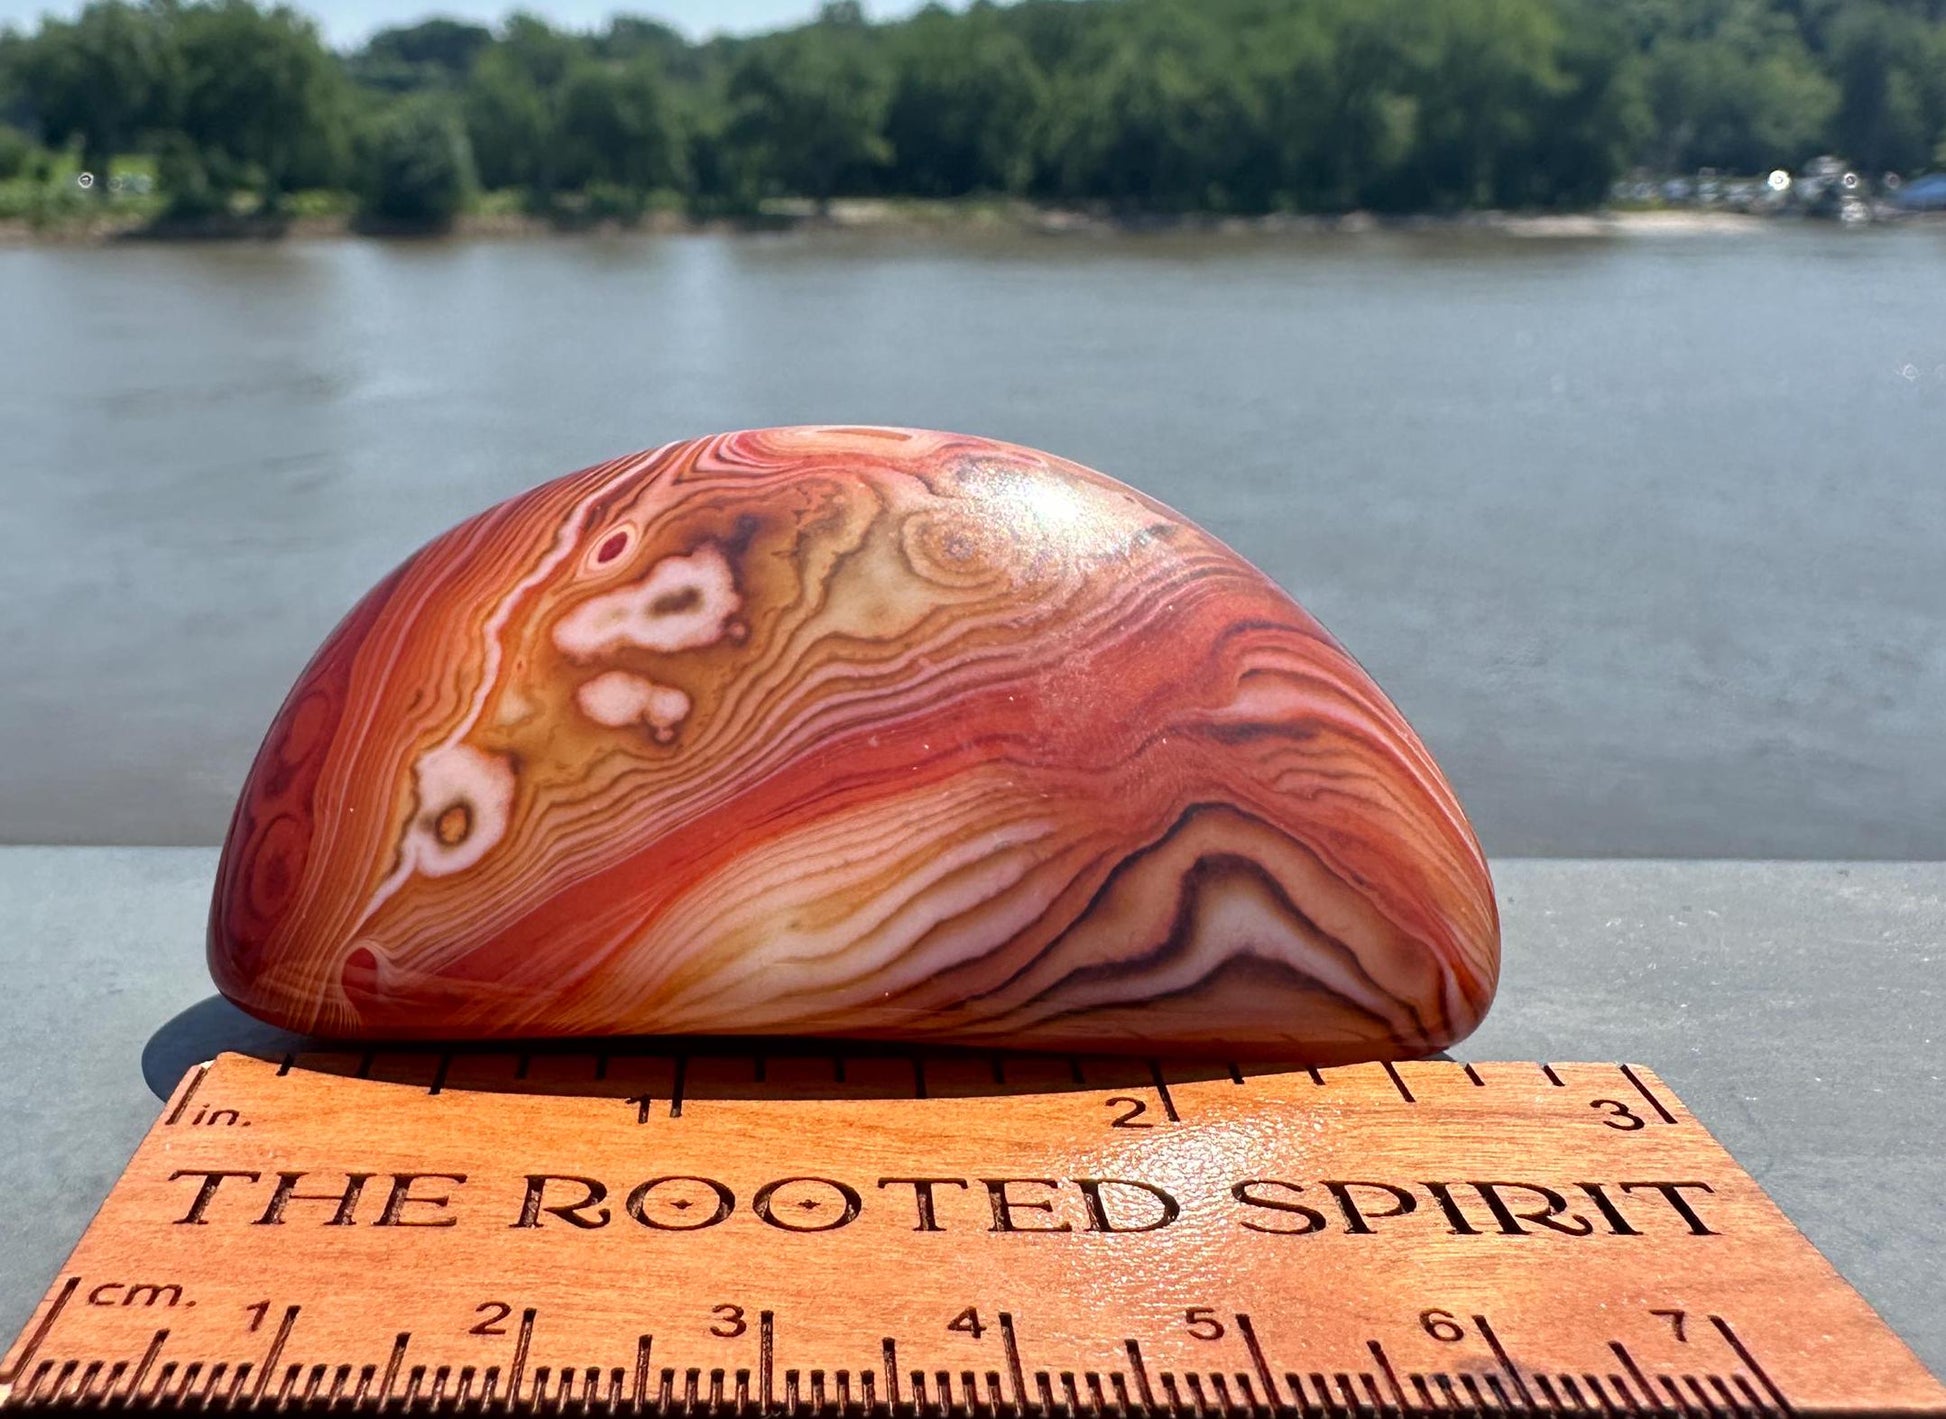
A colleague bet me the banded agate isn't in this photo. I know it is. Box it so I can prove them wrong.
[210,427,1498,1059]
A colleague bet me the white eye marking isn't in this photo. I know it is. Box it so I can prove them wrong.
[401,742,516,877]
[576,671,692,743]
[553,544,741,659]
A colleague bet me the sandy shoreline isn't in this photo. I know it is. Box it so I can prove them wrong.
[0,199,1841,247]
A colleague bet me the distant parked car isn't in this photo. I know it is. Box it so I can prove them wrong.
[1894,173,1946,212]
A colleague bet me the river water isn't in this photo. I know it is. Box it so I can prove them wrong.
[3,223,1942,853]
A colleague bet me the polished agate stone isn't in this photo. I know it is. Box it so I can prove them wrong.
[210,427,1498,1060]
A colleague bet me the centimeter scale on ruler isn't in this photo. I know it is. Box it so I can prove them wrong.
[3,1046,1943,1418]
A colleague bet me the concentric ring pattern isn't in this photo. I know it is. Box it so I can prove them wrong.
[210,427,1498,1059]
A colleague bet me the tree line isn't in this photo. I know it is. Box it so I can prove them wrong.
[2,0,1944,229]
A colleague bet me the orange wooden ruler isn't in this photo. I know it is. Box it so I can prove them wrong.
[2,1048,1941,1417]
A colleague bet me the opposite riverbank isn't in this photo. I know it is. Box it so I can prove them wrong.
[0,198,1828,246]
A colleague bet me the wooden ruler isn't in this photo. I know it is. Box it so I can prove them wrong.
[2,1047,1941,1417]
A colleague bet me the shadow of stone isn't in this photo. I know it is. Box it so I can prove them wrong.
[141,994,311,1101]
[143,1002,1456,1105]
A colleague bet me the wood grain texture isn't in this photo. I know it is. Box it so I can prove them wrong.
[3,1050,1941,1418]
[210,427,1497,1057]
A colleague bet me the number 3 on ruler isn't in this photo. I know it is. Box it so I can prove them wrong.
[1591,1099,1647,1131]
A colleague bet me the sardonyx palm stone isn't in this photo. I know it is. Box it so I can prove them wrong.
[211,426,1498,1060]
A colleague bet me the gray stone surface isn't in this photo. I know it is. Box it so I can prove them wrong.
[0,848,1940,1375]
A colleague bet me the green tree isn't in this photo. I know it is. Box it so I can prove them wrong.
[1509,0,1648,205]
[1829,3,1934,172]
[0,122,32,179]
[15,0,172,191]
[1642,32,1836,170]
[461,13,576,195]
[598,16,694,74]
[555,54,687,193]
[1253,0,1422,211]
[155,129,226,216]
[724,25,891,206]
[884,8,1045,196]
[351,19,493,94]
[1379,0,1572,210]
[355,95,473,226]
[1625,0,1839,171]
[1041,11,1271,212]
[168,0,351,211]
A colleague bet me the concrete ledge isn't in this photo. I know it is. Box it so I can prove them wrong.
[0,849,1939,1372]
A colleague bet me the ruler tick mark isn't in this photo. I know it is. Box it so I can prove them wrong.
[125,1328,167,1404]
[251,1306,299,1403]
[1123,1339,1155,1411]
[1226,1061,1245,1085]
[1368,1340,1407,1411]
[1463,1062,1485,1087]
[1235,1314,1277,1410]
[509,1308,535,1405]
[1381,1061,1415,1103]
[35,1360,69,1407]
[1306,1066,1325,1086]
[163,1064,208,1126]
[1610,1341,1657,1412]
[760,1311,773,1413]
[669,1055,687,1119]
[1147,1060,1179,1121]
[1001,1314,1027,1412]
[428,1052,451,1097]
[1,1275,77,1383]
[1622,1064,1680,1125]
[1542,1063,1565,1087]
[1476,1314,1534,1411]
[1711,1315,1792,1413]
[377,1334,408,1404]
[44,1359,77,1406]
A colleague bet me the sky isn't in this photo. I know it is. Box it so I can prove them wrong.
[1,0,940,49]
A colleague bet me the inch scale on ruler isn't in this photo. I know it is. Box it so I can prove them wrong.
[2,1046,1942,1418]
